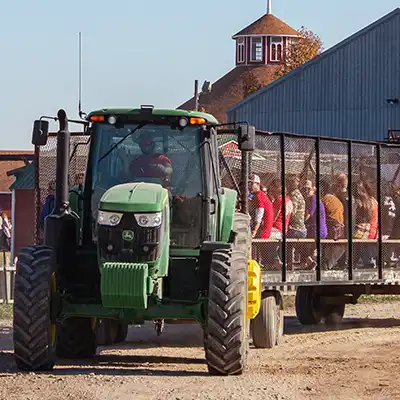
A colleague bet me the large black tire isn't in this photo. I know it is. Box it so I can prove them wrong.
[95,318,118,346]
[324,304,345,327]
[204,248,249,376]
[295,286,323,325]
[115,322,129,343]
[13,245,56,371]
[231,212,251,256]
[250,295,277,348]
[56,317,97,358]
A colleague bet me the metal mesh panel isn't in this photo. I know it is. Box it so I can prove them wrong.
[351,143,379,280]
[283,136,317,280]
[218,131,400,285]
[250,135,282,277]
[319,140,349,281]
[218,135,243,193]
[34,133,90,243]
[380,146,400,280]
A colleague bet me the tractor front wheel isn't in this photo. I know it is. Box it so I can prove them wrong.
[204,248,249,376]
[13,245,56,371]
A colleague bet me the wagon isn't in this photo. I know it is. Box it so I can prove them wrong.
[218,130,400,347]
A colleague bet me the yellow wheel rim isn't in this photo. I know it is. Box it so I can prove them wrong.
[49,272,57,346]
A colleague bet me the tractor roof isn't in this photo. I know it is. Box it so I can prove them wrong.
[87,108,219,125]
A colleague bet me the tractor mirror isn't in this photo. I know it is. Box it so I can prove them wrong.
[32,120,49,146]
[238,124,255,151]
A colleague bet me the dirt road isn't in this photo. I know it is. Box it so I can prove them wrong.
[0,301,400,400]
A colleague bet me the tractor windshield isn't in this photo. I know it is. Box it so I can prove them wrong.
[91,123,204,247]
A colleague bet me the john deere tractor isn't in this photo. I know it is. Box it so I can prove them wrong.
[13,106,263,375]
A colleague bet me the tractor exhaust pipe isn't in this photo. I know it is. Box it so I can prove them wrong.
[54,109,71,215]
[44,109,77,263]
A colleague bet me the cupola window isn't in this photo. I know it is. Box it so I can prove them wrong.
[250,37,263,62]
[270,36,283,61]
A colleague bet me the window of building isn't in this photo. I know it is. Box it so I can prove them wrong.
[288,37,296,52]
[250,37,263,62]
[270,36,283,61]
[237,38,245,63]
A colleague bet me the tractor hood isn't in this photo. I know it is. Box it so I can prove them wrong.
[99,182,168,213]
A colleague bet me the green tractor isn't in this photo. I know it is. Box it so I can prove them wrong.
[13,106,262,375]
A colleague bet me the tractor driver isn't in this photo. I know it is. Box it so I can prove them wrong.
[119,132,186,224]
[120,132,174,187]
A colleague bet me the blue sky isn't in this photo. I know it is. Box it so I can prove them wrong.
[1,0,398,150]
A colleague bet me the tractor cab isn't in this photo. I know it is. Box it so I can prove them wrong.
[88,113,208,249]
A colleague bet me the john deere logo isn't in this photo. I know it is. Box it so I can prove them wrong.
[122,230,134,241]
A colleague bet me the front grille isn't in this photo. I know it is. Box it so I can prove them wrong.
[98,213,163,263]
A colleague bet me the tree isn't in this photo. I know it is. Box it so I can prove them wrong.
[243,70,263,98]
[276,26,323,78]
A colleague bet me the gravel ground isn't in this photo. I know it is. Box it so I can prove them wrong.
[0,302,400,400]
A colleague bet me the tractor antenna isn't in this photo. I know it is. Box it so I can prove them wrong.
[78,32,86,120]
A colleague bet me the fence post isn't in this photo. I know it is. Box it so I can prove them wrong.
[2,251,8,304]
[377,144,383,279]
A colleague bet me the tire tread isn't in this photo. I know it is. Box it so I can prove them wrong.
[13,245,55,371]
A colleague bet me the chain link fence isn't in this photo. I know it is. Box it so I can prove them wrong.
[34,132,90,243]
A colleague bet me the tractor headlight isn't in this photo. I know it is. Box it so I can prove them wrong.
[98,211,123,226]
[135,212,162,228]
[178,117,188,127]
[108,115,117,125]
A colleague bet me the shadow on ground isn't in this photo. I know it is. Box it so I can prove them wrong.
[0,323,209,377]
[284,315,400,335]
[1,315,400,376]
[36,353,208,377]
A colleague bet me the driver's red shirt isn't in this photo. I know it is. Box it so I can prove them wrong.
[129,153,172,183]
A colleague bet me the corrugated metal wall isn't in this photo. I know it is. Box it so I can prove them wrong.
[228,11,400,142]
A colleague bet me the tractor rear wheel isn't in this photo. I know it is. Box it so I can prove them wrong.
[56,317,97,358]
[204,248,249,376]
[13,245,56,371]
